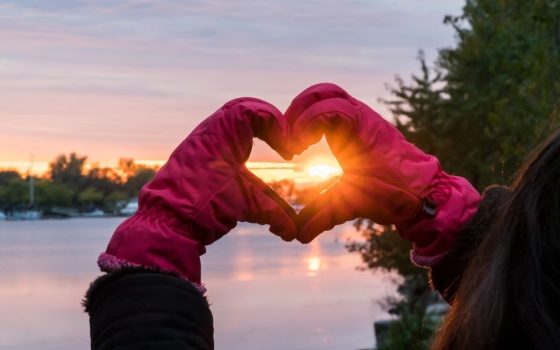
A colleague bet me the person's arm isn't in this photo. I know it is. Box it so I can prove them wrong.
[84,97,298,349]
[84,267,213,350]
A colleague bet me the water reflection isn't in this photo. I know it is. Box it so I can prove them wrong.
[307,256,321,276]
[232,232,256,282]
[0,218,398,350]
[306,239,322,277]
[204,222,399,349]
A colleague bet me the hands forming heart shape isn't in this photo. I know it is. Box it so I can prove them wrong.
[141,83,449,245]
[101,82,481,285]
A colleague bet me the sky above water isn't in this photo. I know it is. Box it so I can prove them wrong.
[0,0,464,171]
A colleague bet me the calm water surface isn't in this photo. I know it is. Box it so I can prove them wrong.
[0,218,397,350]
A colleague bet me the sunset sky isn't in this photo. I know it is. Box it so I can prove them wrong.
[0,0,463,178]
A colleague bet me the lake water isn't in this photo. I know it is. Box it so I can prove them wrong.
[0,218,398,350]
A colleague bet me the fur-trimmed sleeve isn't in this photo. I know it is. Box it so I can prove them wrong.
[84,267,214,350]
[429,185,511,303]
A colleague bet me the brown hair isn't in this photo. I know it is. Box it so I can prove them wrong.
[432,129,560,349]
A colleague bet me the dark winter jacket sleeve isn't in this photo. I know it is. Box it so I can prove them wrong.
[83,267,214,350]
[429,185,511,303]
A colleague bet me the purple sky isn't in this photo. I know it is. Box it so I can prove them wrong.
[0,0,463,166]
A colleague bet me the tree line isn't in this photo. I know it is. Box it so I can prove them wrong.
[0,153,157,215]
[0,153,338,215]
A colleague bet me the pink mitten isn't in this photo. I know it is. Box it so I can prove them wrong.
[98,98,298,288]
[286,83,481,266]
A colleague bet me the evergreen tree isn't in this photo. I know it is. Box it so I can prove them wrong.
[354,1,560,348]
[385,0,560,189]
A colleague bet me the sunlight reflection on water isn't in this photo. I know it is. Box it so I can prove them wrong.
[0,218,398,350]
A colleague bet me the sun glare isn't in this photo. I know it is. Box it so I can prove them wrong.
[307,163,342,179]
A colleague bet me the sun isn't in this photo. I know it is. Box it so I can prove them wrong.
[307,163,342,179]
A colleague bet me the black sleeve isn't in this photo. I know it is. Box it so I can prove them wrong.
[83,267,214,350]
[429,185,511,303]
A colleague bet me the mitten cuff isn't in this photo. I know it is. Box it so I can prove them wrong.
[100,207,206,288]
[429,185,511,302]
[97,252,207,294]
[397,172,482,267]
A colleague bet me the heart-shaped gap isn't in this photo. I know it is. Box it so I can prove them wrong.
[247,136,342,211]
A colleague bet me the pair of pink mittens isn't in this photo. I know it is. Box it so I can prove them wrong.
[98,83,481,289]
